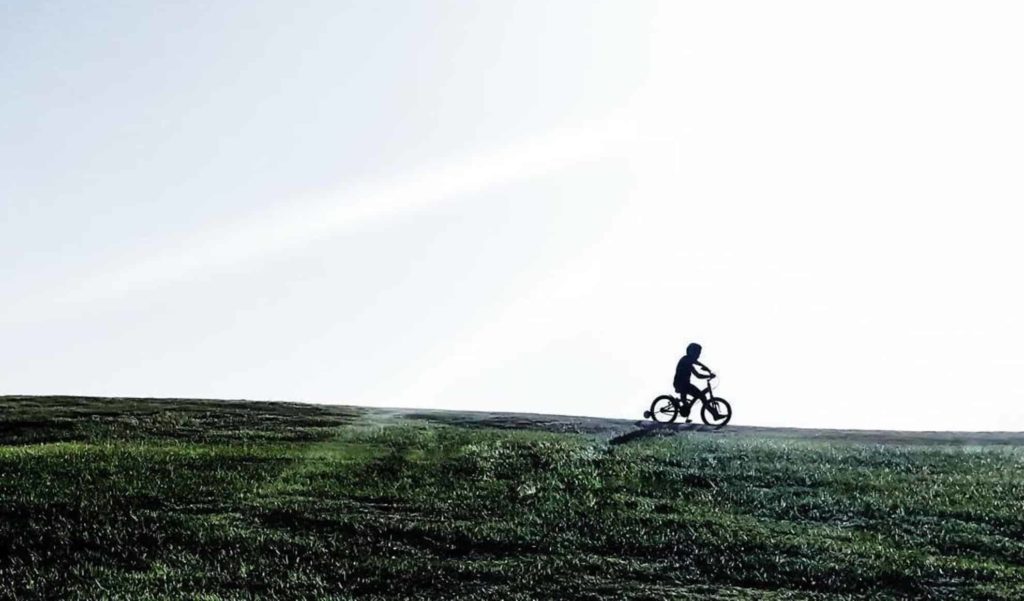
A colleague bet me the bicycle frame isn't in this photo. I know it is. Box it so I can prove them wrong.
[679,377,716,412]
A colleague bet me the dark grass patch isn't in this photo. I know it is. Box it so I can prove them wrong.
[0,396,362,445]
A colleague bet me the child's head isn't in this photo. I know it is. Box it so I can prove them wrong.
[686,342,702,359]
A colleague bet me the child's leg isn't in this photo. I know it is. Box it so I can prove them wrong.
[681,384,704,419]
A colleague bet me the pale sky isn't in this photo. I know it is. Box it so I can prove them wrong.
[3,1,1023,430]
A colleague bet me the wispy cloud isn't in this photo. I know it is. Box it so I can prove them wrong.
[10,116,635,323]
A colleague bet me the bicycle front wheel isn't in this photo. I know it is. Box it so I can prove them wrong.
[649,396,679,424]
[700,398,732,429]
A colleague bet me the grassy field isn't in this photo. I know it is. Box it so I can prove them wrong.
[1,396,1022,600]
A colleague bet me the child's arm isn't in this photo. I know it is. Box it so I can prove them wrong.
[691,361,715,379]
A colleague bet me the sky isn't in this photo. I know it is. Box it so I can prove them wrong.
[2,1,1023,430]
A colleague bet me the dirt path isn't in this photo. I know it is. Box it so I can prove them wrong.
[392,407,1024,446]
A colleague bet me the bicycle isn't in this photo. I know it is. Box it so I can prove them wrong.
[643,373,733,429]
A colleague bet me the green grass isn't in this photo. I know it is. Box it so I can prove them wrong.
[1,396,1022,599]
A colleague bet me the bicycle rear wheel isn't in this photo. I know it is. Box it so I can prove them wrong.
[649,396,679,423]
[700,398,732,429]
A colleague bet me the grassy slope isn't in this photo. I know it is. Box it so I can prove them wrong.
[1,396,1022,600]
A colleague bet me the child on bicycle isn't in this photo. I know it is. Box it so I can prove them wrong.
[674,342,716,422]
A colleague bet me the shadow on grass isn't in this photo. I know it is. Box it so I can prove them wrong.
[609,421,723,446]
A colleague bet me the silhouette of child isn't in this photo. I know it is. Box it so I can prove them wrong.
[674,342,715,422]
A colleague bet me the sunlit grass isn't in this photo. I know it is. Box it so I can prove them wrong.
[1,397,1022,599]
